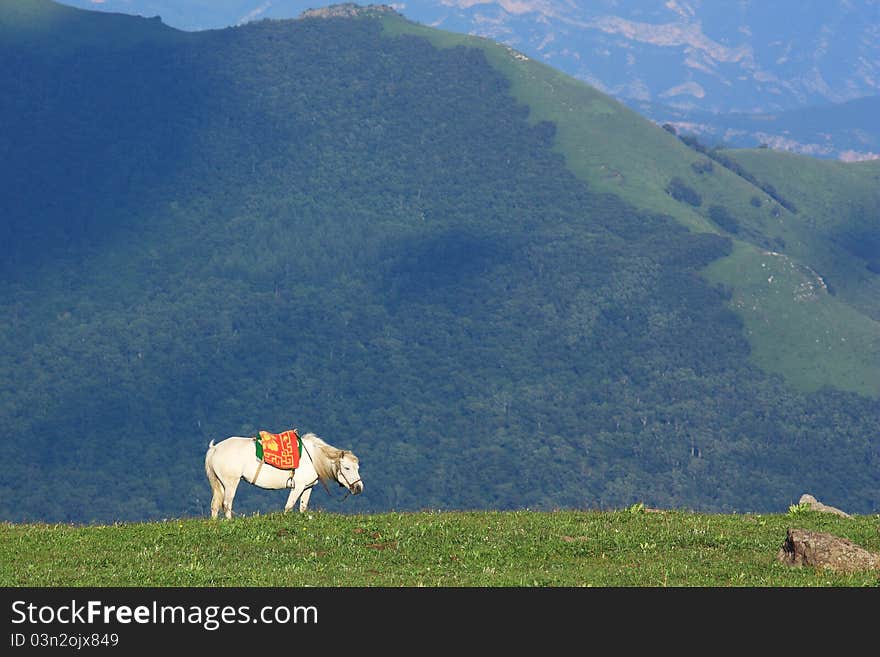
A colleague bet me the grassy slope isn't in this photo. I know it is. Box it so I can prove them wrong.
[705,242,880,395]
[720,150,880,318]
[704,152,880,395]
[2,510,879,587]
[381,16,880,397]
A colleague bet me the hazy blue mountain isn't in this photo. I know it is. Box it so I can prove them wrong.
[627,95,880,161]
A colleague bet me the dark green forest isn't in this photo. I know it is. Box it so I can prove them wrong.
[1,1,878,522]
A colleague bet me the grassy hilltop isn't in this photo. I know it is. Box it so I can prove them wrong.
[2,510,879,587]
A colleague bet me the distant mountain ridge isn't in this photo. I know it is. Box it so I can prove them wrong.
[628,95,880,161]
[56,1,880,160]
[417,1,880,112]
[55,0,880,113]
[54,1,880,111]
[388,0,880,161]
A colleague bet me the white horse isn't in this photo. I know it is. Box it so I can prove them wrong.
[204,432,363,518]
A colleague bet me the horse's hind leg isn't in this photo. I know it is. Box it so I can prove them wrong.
[210,486,224,519]
[221,477,241,519]
[205,458,224,519]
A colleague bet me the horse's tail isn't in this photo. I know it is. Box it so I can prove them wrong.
[205,440,224,517]
[204,440,218,475]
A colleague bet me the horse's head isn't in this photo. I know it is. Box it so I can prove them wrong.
[335,450,363,495]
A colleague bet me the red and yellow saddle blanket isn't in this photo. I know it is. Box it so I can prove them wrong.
[254,429,301,470]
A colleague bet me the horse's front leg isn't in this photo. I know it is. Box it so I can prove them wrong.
[283,486,300,513]
[299,487,313,513]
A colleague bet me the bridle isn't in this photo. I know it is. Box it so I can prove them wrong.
[336,462,362,501]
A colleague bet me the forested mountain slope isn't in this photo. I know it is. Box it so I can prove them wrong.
[1,1,877,522]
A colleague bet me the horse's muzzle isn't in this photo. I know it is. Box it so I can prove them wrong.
[338,470,363,496]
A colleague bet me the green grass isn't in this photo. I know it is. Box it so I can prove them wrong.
[381,15,880,397]
[3,510,879,587]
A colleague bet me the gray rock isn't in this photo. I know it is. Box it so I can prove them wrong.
[798,493,851,518]
[777,528,880,572]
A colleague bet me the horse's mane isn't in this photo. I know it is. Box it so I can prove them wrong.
[301,432,357,483]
